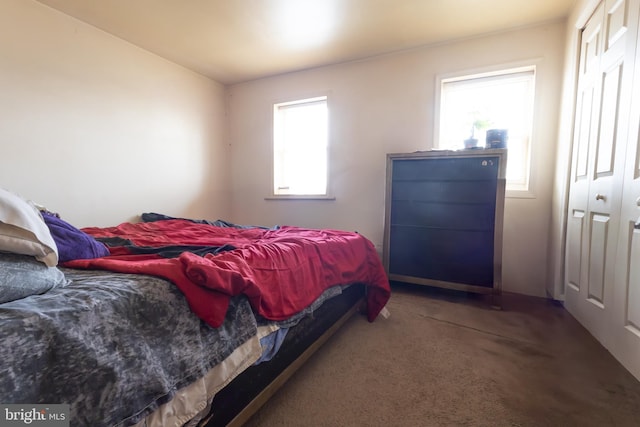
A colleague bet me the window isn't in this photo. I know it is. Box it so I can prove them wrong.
[437,67,536,192]
[272,96,329,197]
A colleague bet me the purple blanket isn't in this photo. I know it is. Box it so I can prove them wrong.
[41,212,109,262]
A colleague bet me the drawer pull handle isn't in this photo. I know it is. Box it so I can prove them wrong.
[595,193,606,201]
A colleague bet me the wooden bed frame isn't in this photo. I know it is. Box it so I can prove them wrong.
[204,284,366,426]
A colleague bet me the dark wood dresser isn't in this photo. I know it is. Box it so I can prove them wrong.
[383,149,507,304]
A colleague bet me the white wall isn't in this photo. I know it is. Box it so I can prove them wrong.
[228,21,567,297]
[0,0,230,228]
[0,0,567,297]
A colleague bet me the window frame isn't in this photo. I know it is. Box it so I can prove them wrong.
[267,94,334,200]
[434,62,538,198]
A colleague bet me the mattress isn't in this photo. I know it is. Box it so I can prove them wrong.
[0,211,390,427]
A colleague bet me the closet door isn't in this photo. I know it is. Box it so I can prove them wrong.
[565,0,637,350]
[612,1,640,380]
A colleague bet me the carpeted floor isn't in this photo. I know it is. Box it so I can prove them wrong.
[243,283,640,427]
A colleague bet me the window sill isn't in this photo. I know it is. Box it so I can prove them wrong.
[506,188,535,199]
[265,195,336,201]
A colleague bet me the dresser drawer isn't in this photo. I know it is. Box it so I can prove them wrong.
[392,156,500,181]
[388,226,495,287]
[390,200,496,231]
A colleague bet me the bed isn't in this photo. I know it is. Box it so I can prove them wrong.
[0,189,391,427]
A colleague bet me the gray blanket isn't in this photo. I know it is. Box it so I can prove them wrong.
[0,269,258,427]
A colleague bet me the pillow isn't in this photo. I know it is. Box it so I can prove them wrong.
[0,253,69,304]
[40,212,109,262]
[0,188,58,266]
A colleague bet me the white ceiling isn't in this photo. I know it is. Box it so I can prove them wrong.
[36,0,576,85]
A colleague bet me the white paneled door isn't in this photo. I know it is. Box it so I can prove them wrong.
[612,13,640,379]
[565,0,640,380]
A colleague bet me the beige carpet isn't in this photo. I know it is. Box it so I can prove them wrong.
[243,284,640,427]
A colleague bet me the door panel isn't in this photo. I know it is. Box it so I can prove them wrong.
[583,16,602,75]
[612,0,640,377]
[565,1,605,332]
[587,213,609,305]
[576,88,594,178]
[566,210,585,292]
[624,225,640,336]
[565,0,639,377]
[615,216,640,378]
[595,62,622,177]
[605,0,629,48]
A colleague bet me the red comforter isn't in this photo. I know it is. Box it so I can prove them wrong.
[64,220,391,328]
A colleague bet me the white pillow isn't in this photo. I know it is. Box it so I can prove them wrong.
[0,188,58,266]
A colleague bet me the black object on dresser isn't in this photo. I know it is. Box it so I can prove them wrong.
[383,149,507,304]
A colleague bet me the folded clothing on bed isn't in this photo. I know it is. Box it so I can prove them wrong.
[40,211,109,262]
